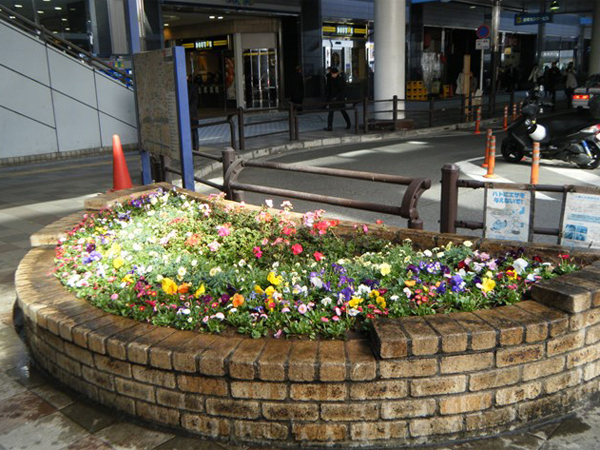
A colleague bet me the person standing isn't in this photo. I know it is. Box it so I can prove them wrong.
[528,64,542,87]
[565,62,578,108]
[547,61,562,106]
[324,67,351,131]
[290,66,305,112]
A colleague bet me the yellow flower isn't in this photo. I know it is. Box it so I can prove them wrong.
[369,290,380,298]
[121,274,134,284]
[380,263,391,276]
[481,278,496,293]
[254,285,264,295]
[267,272,282,286]
[265,286,276,298]
[349,296,364,308]
[404,280,416,287]
[113,257,124,269]
[194,284,206,298]
[376,296,387,309]
[106,243,121,257]
[506,270,517,280]
[161,278,178,295]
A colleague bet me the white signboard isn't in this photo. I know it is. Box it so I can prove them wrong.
[484,186,532,242]
[560,190,600,248]
[476,39,490,50]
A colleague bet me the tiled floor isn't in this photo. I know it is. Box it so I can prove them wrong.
[2,124,600,450]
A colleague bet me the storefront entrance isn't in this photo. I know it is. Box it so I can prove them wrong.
[244,48,279,108]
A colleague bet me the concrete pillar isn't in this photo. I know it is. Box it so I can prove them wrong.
[590,0,600,75]
[536,22,545,64]
[374,0,406,120]
[233,33,245,109]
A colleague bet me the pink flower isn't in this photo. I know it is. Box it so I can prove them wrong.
[274,329,283,339]
[363,225,369,233]
[332,315,340,321]
[298,304,308,314]
[313,251,324,262]
[208,241,221,252]
[321,317,329,323]
[292,244,303,255]
[110,293,119,300]
[217,225,231,237]
[253,246,263,258]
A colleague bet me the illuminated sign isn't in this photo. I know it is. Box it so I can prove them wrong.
[514,13,551,26]
[322,22,367,38]
[181,38,229,50]
[196,40,213,49]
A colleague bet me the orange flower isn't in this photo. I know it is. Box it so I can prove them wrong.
[404,280,416,287]
[177,283,191,294]
[231,293,245,308]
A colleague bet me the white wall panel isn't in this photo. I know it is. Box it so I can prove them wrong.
[95,72,136,126]
[47,47,98,108]
[0,65,54,127]
[0,107,57,158]
[99,112,138,148]
[0,22,50,86]
[53,92,102,152]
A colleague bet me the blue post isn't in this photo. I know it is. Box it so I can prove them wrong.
[173,47,195,191]
[125,0,152,185]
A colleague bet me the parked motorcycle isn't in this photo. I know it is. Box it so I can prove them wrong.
[501,88,600,169]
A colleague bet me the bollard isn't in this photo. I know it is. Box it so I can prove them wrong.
[482,128,493,168]
[484,136,497,178]
[503,105,508,131]
[512,102,517,121]
[474,106,482,134]
[530,141,540,185]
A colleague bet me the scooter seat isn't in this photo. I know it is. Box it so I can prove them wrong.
[538,110,597,137]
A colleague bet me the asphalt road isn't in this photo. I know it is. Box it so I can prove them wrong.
[197,127,600,245]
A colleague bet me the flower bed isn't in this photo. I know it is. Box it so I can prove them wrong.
[55,187,578,339]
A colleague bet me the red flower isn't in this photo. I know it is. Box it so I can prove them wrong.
[313,251,324,261]
[559,254,570,260]
[376,219,384,225]
[292,244,303,255]
[253,246,263,258]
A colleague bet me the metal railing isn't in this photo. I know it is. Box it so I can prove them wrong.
[220,148,431,229]
[0,5,132,87]
[440,163,565,239]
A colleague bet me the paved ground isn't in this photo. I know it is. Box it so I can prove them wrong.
[3,109,600,449]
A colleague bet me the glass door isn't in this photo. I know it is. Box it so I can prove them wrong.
[243,48,278,109]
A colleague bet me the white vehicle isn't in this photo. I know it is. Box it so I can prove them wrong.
[572,74,600,109]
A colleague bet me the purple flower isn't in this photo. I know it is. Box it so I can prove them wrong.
[82,250,102,264]
[406,264,420,275]
[339,286,354,301]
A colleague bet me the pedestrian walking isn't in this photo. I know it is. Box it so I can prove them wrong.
[528,64,542,87]
[565,62,578,108]
[324,67,351,131]
[547,61,562,106]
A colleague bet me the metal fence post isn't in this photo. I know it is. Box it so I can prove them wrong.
[294,114,300,141]
[429,96,435,128]
[363,97,369,133]
[288,102,295,141]
[440,163,460,234]
[237,107,245,151]
[354,103,360,134]
[460,96,465,123]
[392,95,398,131]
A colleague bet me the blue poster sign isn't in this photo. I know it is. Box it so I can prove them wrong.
[514,13,552,26]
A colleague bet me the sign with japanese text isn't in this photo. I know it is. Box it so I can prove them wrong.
[515,13,551,26]
[560,188,600,248]
[484,185,533,242]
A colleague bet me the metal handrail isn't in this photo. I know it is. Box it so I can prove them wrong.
[0,5,132,86]
[223,154,431,229]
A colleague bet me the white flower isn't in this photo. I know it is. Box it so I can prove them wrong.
[156,274,163,281]
[150,197,158,205]
[209,267,222,276]
[178,267,187,277]
[321,297,332,306]
[463,241,473,248]
[513,258,529,275]
[238,259,247,267]
[348,308,360,317]
[357,284,371,295]
[214,312,225,321]
[191,260,198,267]
[179,308,191,315]
[265,199,274,208]
[423,250,433,257]
[390,295,399,301]
[437,251,445,258]
[147,210,155,216]
[132,243,142,252]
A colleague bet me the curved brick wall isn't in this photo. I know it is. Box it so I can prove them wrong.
[14,184,600,448]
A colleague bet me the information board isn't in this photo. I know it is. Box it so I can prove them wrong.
[560,188,600,248]
[476,39,490,50]
[484,184,533,242]
[133,48,180,159]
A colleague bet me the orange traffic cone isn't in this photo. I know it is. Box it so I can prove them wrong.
[112,134,132,191]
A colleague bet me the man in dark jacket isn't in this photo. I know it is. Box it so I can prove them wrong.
[324,67,351,131]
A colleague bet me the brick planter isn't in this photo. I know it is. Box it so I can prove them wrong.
[15,184,600,448]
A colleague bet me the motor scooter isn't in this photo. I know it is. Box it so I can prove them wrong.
[501,88,600,169]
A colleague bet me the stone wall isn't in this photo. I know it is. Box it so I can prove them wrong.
[14,184,600,448]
